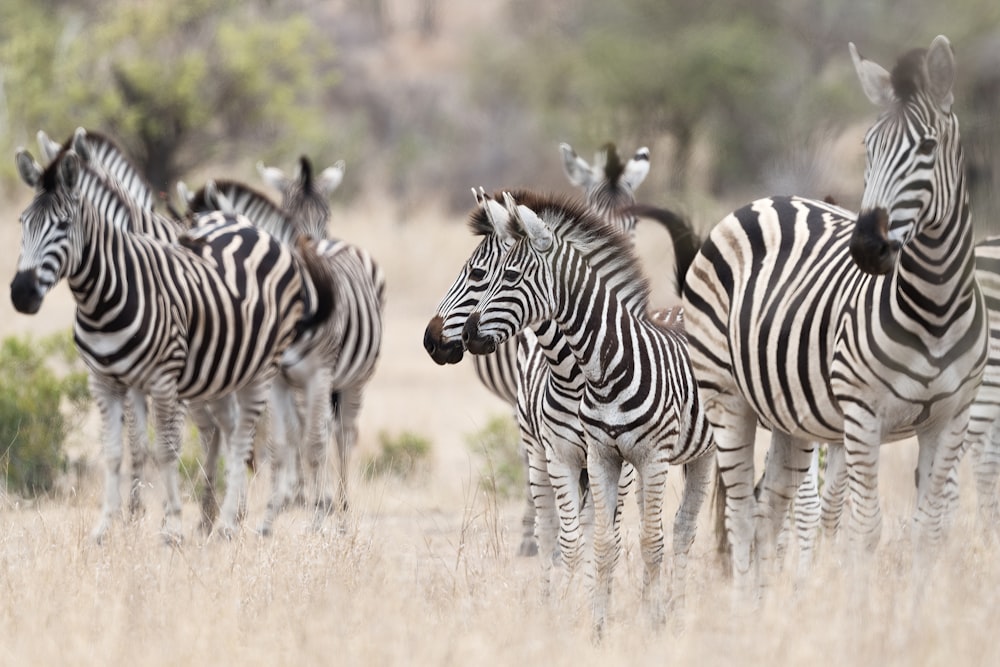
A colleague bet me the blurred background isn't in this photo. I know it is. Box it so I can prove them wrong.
[2,0,998,233]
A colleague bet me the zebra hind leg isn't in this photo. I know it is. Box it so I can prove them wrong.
[125,389,149,521]
[216,382,269,539]
[150,394,185,546]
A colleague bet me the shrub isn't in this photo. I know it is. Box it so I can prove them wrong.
[364,430,432,481]
[464,416,524,500]
[0,332,90,497]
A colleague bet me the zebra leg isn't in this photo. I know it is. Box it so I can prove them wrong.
[545,454,586,587]
[190,399,235,534]
[973,425,1000,536]
[913,411,972,553]
[527,438,558,598]
[754,433,814,586]
[671,452,713,613]
[517,435,539,558]
[330,383,363,522]
[124,388,149,520]
[586,441,624,640]
[821,443,848,539]
[91,378,127,543]
[302,372,335,530]
[217,381,269,539]
[791,447,822,578]
[841,414,883,556]
[259,379,300,536]
[150,394,185,545]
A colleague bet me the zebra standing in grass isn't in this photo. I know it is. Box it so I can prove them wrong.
[11,145,328,541]
[36,128,248,535]
[682,36,988,588]
[463,192,715,635]
[182,177,385,533]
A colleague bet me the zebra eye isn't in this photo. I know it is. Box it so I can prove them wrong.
[502,269,520,284]
[916,138,937,156]
[468,267,487,282]
[56,219,70,231]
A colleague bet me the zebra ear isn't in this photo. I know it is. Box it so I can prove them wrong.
[176,181,194,205]
[36,130,62,164]
[478,188,513,242]
[205,180,235,215]
[257,161,290,192]
[560,142,593,189]
[926,35,955,113]
[58,150,82,192]
[315,160,345,196]
[69,127,92,165]
[15,149,43,188]
[622,147,651,191]
[503,192,553,252]
[850,42,894,107]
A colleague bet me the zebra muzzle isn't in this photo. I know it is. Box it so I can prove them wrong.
[462,312,497,355]
[423,317,466,365]
[850,208,899,275]
[10,270,44,315]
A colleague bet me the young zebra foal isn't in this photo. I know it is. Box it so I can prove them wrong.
[463,192,715,635]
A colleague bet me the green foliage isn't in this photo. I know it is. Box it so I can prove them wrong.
[464,416,524,500]
[0,332,90,497]
[364,430,432,481]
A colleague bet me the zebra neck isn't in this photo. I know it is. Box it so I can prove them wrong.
[530,319,583,384]
[66,201,143,316]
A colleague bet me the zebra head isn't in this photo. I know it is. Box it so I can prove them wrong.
[257,156,345,239]
[560,141,650,238]
[849,35,960,276]
[10,148,82,314]
[463,193,556,356]
[423,188,515,365]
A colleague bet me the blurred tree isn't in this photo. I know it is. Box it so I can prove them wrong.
[1,0,340,193]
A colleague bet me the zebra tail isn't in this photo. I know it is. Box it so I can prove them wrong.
[625,203,702,288]
[293,235,338,336]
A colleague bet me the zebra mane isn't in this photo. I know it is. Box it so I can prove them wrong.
[298,156,313,192]
[510,190,652,312]
[466,188,538,237]
[891,48,930,102]
[600,142,624,186]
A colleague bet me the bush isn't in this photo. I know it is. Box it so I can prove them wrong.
[464,416,524,500]
[364,430,432,481]
[0,332,90,497]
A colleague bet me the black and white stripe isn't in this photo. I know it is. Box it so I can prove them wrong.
[463,191,715,635]
[682,36,988,588]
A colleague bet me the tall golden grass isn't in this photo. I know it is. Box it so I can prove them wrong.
[1,197,998,666]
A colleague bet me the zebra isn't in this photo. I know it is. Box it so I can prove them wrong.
[257,155,345,239]
[40,128,249,534]
[181,177,385,534]
[11,145,331,541]
[682,36,988,589]
[462,191,715,635]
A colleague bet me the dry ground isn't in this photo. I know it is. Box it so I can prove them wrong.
[1,194,999,666]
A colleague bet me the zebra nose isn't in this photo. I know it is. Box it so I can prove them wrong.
[851,208,898,275]
[10,269,43,314]
[462,312,481,347]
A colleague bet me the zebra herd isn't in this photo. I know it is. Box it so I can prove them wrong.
[10,127,385,541]
[424,35,1000,631]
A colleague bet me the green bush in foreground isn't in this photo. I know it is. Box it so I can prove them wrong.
[0,332,90,497]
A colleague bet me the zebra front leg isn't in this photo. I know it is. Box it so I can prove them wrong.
[754,433,814,586]
[634,456,670,629]
[526,436,558,598]
[821,443,848,539]
[91,379,127,543]
[217,382,269,539]
[545,454,587,591]
[972,426,1000,536]
[125,388,149,520]
[189,398,235,534]
[913,411,972,554]
[671,452,713,614]
[841,412,883,557]
[792,447,821,578]
[259,379,299,536]
[150,394,185,545]
[517,435,539,557]
[586,442,624,640]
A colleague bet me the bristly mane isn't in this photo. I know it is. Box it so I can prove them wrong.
[509,189,652,315]
[891,48,929,102]
[600,142,624,186]
[299,156,313,192]
[466,188,541,237]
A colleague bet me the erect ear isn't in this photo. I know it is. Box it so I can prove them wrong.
[205,180,235,214]
[560,142,593,189]
[476,187,513,244]
[176,181,194,205]
[926,35,955,113]
[622,146,651,191]
[69,127,92,164]
[503,192,552,252]
[36,130,62,164]
[315,160,345,196]
[58,150,82,192]
[850,42,894,107]
[16,149,43,188]
[257,161,290,192]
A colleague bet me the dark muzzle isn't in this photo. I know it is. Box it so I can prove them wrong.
[850,208,899,276]
[10,270,43,314]
[462,312,497,355]
[423,316,465,365]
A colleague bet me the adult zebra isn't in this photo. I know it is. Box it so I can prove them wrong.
[38,128,244,534]
[11,145,330,541]
[682,36,988,587]
[182,177,385,534]
[463,192,715,635]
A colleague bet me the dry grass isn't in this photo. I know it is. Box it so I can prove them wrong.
[1,197,999,666]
